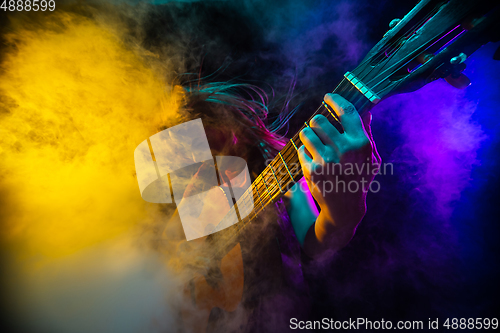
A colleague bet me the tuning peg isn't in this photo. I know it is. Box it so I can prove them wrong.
[443,53,470,88]
[494,46,500,60]
[444,73,471,89]
[389,19,401,29]
[450,53,467,64]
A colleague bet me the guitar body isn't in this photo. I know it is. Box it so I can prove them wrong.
[181,242,244,333]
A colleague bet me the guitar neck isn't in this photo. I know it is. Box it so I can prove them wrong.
[206,75,377,256]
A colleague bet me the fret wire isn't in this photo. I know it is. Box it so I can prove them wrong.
[283,146,300,172]
[267,155,289,191]
[269,153,291,188]
[281,79,349,154]
[285,141,301,179]
[322,101,340,122]
[261,170,274,204]
[265,165,282,197]
[283,161,301,184]
[269,163,284,193]
[282,143,299,164]
[278,145,298,180]
[255,94,341,205]
[283,138,300,158]
[267,151,295,194]
[243,161,292,222]
[279,151,295,181]
[265,177,280,205]
[283,142,298,161]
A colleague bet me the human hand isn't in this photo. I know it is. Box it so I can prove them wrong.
[298,93,381,252]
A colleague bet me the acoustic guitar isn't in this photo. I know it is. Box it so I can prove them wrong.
[174,0,500,331]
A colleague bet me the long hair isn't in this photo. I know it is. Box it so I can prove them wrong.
[176,81,296,176]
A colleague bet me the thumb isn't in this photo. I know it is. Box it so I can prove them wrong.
[361,111,373,141]
[361,112,382,165]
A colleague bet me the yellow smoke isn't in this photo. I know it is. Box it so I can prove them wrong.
[0,11,180,260]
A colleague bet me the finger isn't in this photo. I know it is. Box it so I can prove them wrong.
[299,126,324,161]
[324,93,364,137]
[309,114,343,147]
[373,141,382,165]
[361,112,373,140]
[361,112,382,165]
[297,145,314,180]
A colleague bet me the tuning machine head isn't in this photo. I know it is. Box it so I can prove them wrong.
[450,53,467,64]
[444,53,470,89]
[444,73,471,89]
[427,53,471,89]
[384,18,401,37]
[389,18,401,29]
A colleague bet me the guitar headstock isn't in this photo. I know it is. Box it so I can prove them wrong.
[348,0,500,107]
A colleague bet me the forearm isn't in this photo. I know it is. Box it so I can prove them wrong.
[303,207,364,258]
[285,176,367,258]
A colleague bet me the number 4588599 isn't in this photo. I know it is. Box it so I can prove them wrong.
[1,0,56,11]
